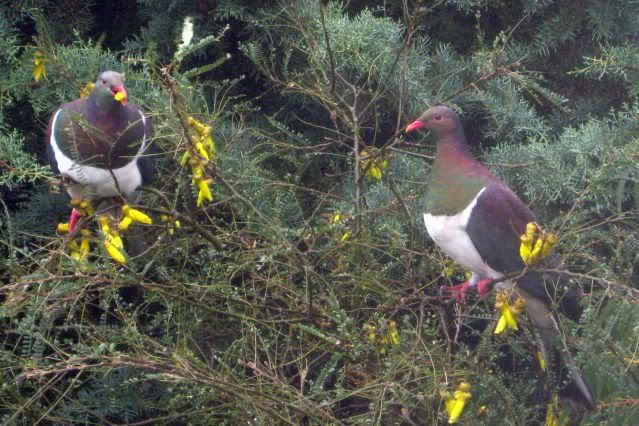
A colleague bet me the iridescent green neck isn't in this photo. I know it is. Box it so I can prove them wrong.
[91,89,120,114]
[425,133,490,216]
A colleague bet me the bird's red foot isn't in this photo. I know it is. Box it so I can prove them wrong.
[441,281,473,303]
[68,208,83,233]
[441,278,493,302]
[476,278,493,298]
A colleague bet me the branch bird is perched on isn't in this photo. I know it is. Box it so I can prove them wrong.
[406,105,595,411]
[47,71,154,231]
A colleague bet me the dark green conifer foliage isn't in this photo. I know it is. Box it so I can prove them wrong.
[1,1,639,424]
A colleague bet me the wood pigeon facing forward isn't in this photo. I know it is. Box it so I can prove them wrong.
[406,105,595,411]
[46,71,154,230]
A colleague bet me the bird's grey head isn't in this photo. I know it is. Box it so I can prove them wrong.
[93,71,128,107]
[405,105,462,138]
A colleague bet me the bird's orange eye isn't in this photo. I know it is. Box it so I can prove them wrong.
[101,79,107,85]
[435,115,442,121]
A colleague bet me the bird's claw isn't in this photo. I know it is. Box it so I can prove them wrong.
[67,199,94,232]
[441,278,493,303]
[441,282,472,303]
[476,278,493,298]
[68,208,83,233]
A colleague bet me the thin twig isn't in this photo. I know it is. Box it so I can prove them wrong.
[319,3,336,95]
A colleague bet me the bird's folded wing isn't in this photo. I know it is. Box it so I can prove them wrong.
[465,183,534,274]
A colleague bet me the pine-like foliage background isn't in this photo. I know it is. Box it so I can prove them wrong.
[1,1,639,424]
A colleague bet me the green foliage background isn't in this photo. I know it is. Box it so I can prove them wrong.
[1,0,639,424]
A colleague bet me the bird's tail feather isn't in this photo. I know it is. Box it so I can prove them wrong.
[517,287,596,411]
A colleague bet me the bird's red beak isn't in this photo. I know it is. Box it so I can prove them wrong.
[405,120,424,133]
[111,85,128,105]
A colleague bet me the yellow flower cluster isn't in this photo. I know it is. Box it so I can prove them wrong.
[79,82,96,98]
[33,50,47,82]
[360,148,389,181]
[181,117,216,207]
[99,214,126,264]
[100,205,153,264]
[119,204,153,231]
[441,382,472,424]
[69,230,91,261]
[160,214,181,235]
[56,199,95,263]
[387,320,400,346]
[57,202,154,265]
[363,320,400,354]
[442,259,471,278]
[57,225,91,263]
[519,222,558,266]
[545,394,562,426]
[330,212,351,241]
[330,213,344,224]
[494,290,526,334]
[71,198,95,216]
[537,350,547,372]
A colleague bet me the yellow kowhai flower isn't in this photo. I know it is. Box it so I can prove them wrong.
[68,240,82,259]
[99,215,111,233]
[494,291,526,334]
[79,82,96,98]
[33,50,47,81]
[99,217,124,250]
[519,222,538,263]
[79,229,91,255]
[360,148,390,181]
[202,134,216,157]
[442,259,462,277]
[104,239,126,264]
[123,205,152,223]
[519,222,559,266]
[377,335,389,354]
[537,351,547,372]
[118,205,153,231]
[189,157,206,177]
[187,163,214,207]
[195,177,213,207]
[544,394,567,426]
[187,116,212,137]
[160,214,181,235]
[99,215,126,264]
[186,116,216,161]
[442,382,472,424]
[69,229,92,262]
[330,212,343,224]
[119,216,134,232]
[58,222,91,263]
[329,212,352,241]
[57,222,70,234]
[195,141,210,160]
[70,199,95,216]
[106,229,124,250]
[182,115,216,208]
[368,164,382,180]
[541,232,559,258]
[363,323,376,345]
[387,320,400,346]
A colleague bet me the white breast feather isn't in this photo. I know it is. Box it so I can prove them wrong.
[50,109,148,198]
[423,187,503,280]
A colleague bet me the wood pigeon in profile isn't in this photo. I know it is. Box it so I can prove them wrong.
[46,71,154,231]
[406,105,595,411]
